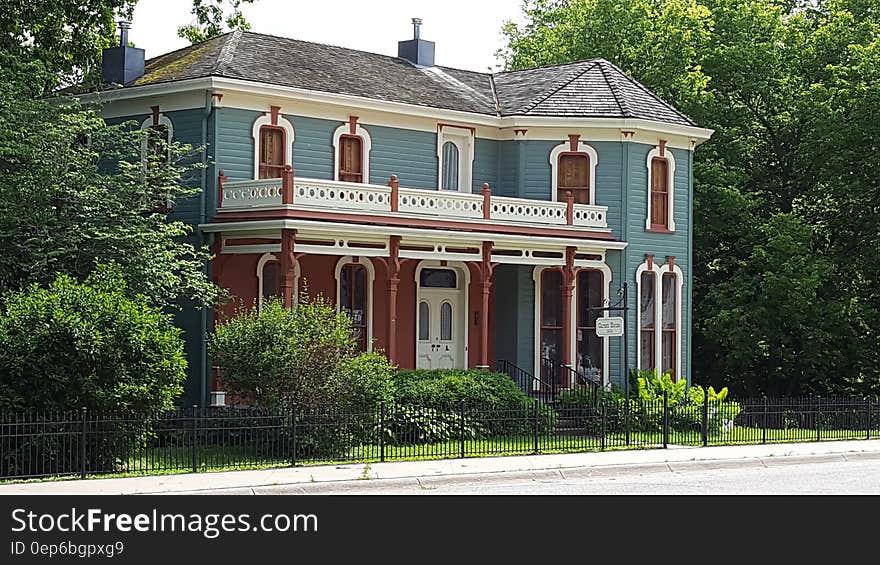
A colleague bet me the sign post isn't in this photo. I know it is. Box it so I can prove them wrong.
[589,282,629,445]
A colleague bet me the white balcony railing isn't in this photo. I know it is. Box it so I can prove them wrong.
[217,174,608,230]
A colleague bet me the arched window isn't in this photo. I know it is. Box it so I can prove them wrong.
[418,301,430,341]
[558,154,590,204]
[140,113,174,209]
[256,253,296,312]
[639,271,656,371]
[540,269,563,370]
[333,121,372,183]
[441,141,460,191]
[576,269,604,380]
[258,126,285,179]
[338,135,363,182]
[661,272,677,378]
[440,301,453,341]
[645,145,676,232]
[335,257,375,352]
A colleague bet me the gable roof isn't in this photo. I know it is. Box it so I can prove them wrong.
[111,30,697,127]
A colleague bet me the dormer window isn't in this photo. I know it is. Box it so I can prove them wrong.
[332,118,372,183]
[645,143,676,232]
[259,126,285,179]
[251,107,295,180]
[437,124,473,192]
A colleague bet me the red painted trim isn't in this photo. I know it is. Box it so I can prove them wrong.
[338,134,365,183]
[646,253,654,271]
[567,134,580,152]
[211,92,223,103]
[282,165,295,204]
[438,122,476,134]
[481,183,491,220]
[659,139,667,157]
[561,246,576,376]
[514,128,528,136]
[213,208,618,241]
[151,105,160,127]
[280,229,296,308]
[388,175,399,213]
[565,191,574,225]
[667,255,675,270]
[647,227,675,234]
[348,115,359,136]
[387,235,402,365]
[621,130,635,138]
[270,105,280,126]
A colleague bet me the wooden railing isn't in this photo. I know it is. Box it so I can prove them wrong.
[217,170,608,230]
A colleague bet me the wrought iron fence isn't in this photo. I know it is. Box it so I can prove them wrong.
[0,395,877,481]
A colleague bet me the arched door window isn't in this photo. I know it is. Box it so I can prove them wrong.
[338,135,364,182]
[440,301,453,341]
[418,301,430,341]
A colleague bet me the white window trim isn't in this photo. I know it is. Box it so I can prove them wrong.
[635,260,683,379]
[645,146,676,231]
[334,256,375,352]
[549,141,599,203]
[532,262,611,389]
[140,114,173,164]
[251,113,295,180]
[256,252,299,312]
[437,125,474,193]
[332,123,372,183]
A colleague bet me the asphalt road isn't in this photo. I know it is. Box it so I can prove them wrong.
[238,452,880,495]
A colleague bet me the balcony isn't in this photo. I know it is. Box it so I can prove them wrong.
[216,173,608,231]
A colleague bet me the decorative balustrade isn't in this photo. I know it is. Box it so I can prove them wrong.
[216,170,608,230]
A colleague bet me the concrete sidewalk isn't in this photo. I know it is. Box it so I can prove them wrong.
[2,440,879,495]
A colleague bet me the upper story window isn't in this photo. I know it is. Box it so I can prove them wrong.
[332,118,372,183]
[645,143,676,232]
[259,126,285,179]
[140,111,174,210]
[437,124,474,192]
[549,136,598,204]
[251,106,295,180]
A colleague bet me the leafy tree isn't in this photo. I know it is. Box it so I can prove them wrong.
[502,0,880,395]
[0,267,188,412]
[178,0,255,44]
[0,71,220,309]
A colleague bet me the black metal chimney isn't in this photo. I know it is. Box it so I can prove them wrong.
[102,21,145,86]
[398,17,435,67]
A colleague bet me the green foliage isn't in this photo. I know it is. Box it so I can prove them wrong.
[178,0,255,44]
[0,267,187,412]
[503,0,880,396]
[392,369,556,436]
[324,351,396,413]
[636,370,687,404]
[379,406,486,445]
[0,75,220,309]
[209,296,376,410]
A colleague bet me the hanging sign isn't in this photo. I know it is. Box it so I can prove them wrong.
[595,317,624,337]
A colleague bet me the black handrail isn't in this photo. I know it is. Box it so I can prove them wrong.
[497,359,555,403]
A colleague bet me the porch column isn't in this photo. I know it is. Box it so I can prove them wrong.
[478,241,495,369]
[280,228,297,308]
[386,235,401,365]
[561,246,576,385]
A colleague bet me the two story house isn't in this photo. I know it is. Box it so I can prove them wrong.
[84,21,712,406]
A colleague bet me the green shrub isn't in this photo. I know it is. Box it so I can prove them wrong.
[379,406,487,445]
[392,369,556,437]
[324,351,395,413]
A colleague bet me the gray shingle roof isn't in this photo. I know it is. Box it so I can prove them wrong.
[123,30,696,127]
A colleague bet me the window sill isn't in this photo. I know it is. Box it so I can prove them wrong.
[646,226,675,234]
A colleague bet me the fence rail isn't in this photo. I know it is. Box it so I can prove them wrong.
[1,395,877,481]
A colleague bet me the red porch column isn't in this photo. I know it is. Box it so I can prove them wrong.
[387,235,402,365]
[280,228,297,308]
[478,241,496,369]
[561,246,576,385]
[281,165,295,204]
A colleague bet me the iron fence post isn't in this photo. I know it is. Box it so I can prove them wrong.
[459,400,466,459]
[663,390,669,449]
[80,407,87,480]
[625,396,631,447]
[379,402,386,463]
[532,401,539,454]
[762,396,768,445]
[191,405,198,473]
[600,399,606,451]
[702,393,709,447]
[868,397,872,441]
[816,396,821,442]
[290,403,297,467]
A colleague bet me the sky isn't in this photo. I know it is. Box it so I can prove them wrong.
[129,0,527,72]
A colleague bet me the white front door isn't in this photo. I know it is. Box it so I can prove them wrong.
[417,290,461,369]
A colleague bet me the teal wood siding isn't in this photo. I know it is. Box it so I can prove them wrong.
[367,125,437,188]
[213,107,258,182]
[292,115,335,179]
[497,141,518,196]
[473,138,499,193]
[522,140,554,201]
[623,143,692,384]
